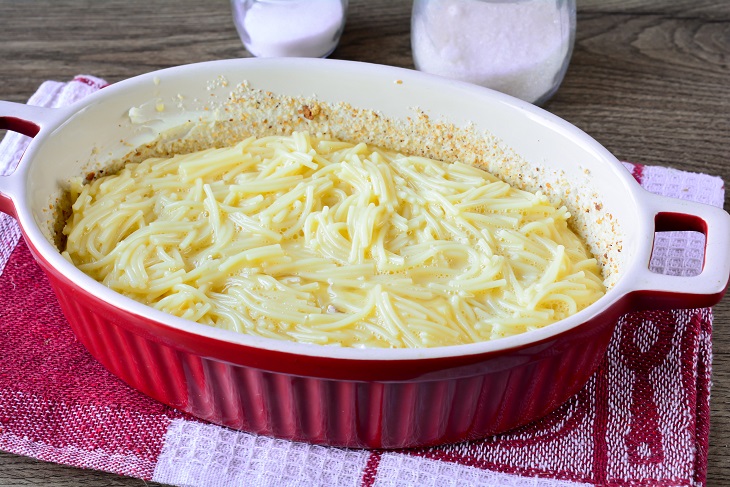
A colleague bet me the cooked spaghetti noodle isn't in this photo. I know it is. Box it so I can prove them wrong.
[62,132,605,347]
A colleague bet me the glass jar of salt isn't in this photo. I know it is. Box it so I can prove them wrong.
[411,0,576,105]
[231,0,348,58]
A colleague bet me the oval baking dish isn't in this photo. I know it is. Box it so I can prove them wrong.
[0,59,728,449]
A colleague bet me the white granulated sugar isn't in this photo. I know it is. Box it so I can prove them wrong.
[412,0,571,103]
[238,0,344,58]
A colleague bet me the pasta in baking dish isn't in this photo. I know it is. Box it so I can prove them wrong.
[62,132,605,348]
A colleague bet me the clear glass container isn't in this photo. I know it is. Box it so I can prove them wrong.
[231,0,348,58]
[411,0,576,105]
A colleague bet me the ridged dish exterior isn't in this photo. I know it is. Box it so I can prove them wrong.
[42,254,620,449]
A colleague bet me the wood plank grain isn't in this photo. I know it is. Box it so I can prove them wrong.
[579,0,730,18]
[0,453,160,486]
[0,0,728,485]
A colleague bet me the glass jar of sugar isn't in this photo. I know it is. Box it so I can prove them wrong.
[411,0,576,105]
[231,0,348,58]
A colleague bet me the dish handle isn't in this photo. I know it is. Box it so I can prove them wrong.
[0,101,60,217]
[629,193,730,310]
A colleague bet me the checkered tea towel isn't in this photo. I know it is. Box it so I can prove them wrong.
[0,77,724,486]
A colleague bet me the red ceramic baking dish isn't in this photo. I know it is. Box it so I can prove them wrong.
[0,59,728,448]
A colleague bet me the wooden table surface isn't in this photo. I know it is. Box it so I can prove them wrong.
[0,0,728,485]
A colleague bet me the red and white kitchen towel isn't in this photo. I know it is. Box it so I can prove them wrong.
[0,77,724,486]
